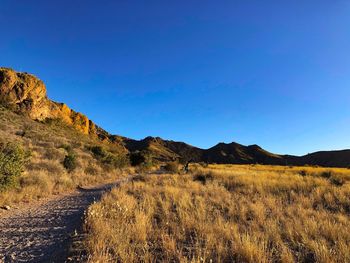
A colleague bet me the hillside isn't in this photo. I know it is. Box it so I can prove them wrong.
[1,67,349,168]
[203,142,284,165]
[0,69,130,205]
[122,137,285,164]
[285,150,350,168]
[122,136,204,163]
[0,103,130,202]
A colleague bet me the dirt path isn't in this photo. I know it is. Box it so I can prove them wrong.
[0,178,129,263]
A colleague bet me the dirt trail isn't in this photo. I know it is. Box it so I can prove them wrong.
[0,178,129,263]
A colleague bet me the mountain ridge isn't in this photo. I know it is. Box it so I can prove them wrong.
[1,67,349,167]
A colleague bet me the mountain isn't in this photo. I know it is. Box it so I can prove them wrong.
[121,136,204,162]
[121,137,350,167]
[285,150,350,168]
[203,142,284,165]
[1,67,349,167]
[121,137,285,164]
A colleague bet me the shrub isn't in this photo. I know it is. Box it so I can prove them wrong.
[131,151,153,174]
[19,171,54,193]
[199,162,209,168]
[90,145,106,158]
[89,145,129,169]
[85,164,99,175]
[63,152,77,172]
[320,171,332,179]
[105,154,129,168]
[27,161,65,175]
[44,147,62,160]
[132,174,149,182]
[193,172,214,184]
[330,176,345,187]
[15,130,26,137]
[164,161,179,173]
[299,170,307,177]
[0,142,30,190]
[60,143,73,153]
[135,163,153,174]
[129,151,146,166]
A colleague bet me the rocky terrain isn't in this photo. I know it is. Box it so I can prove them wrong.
[0,179,129,263]
[0,67,109,138]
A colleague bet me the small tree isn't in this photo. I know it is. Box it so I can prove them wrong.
[0,142,29,190]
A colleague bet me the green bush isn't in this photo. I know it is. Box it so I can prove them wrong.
[90,145,106,158]
[129,151,146,166]
[130,151,153,174]
[89,145,129,169]
[0,142,30,190]
[106,154,129,169]
[63,152,77,172]
[60,143,73,153]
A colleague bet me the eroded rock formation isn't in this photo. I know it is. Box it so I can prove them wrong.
[0,67,96,135]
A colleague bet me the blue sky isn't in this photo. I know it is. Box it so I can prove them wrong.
[1,0,349,155]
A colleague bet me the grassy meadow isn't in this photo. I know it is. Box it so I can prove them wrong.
[84,164,350,263]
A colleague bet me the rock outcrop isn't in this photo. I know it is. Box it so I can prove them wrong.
[0,67,96,135]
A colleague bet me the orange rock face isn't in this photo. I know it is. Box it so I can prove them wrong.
[0,67,95,135]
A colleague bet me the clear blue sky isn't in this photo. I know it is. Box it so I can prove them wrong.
[1,1,349,155]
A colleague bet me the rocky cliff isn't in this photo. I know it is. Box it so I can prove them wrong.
[0,67,97,135]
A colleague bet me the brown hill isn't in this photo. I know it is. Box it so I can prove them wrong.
[285,150,350,168]
[121,137,286,165]
[203,142,285,165]
[121,136,203,163]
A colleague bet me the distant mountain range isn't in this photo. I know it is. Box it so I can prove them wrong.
[121,136,350,167]
[1,67,349,168]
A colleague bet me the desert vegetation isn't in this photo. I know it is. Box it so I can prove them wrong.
[0,106,129,206]
[84,164,350,263]
[163,161,180,173]
[0,142,30,190]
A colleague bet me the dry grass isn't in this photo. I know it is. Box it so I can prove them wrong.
[84,164,350,263]
[0,106,129,206]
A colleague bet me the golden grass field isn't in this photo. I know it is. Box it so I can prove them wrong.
[84,164,350,263]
